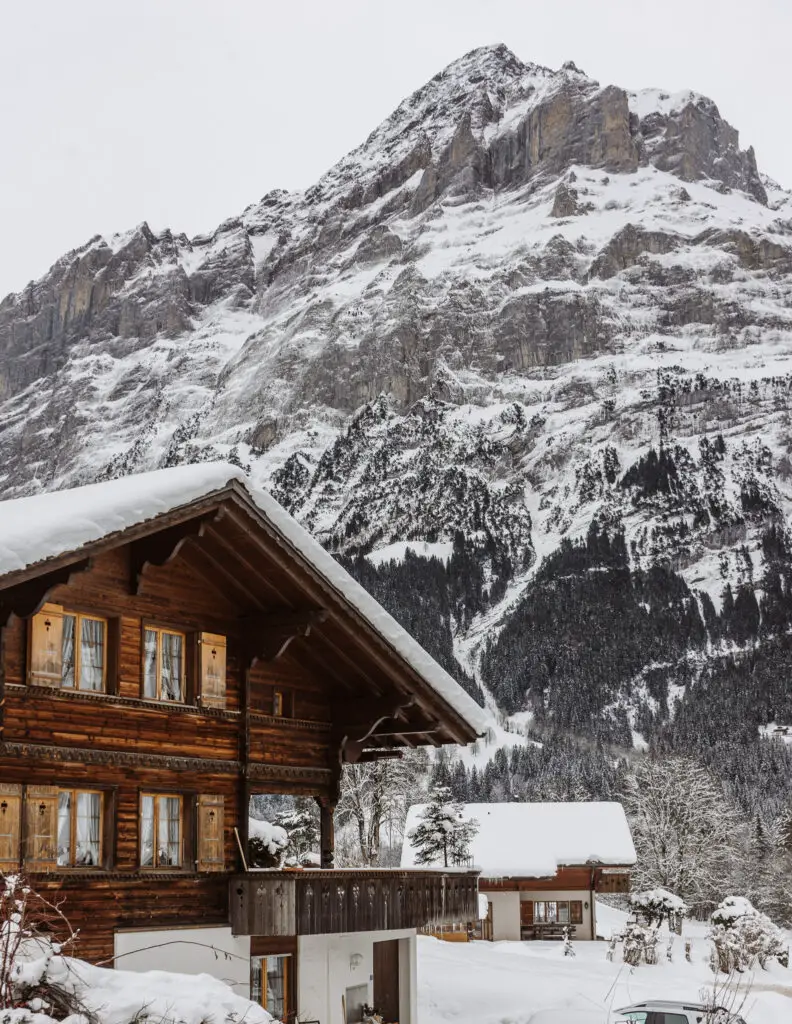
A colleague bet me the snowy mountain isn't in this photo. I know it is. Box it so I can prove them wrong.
[2,44,792,782]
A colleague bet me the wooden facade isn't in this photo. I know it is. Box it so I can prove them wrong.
[0,480,480,965]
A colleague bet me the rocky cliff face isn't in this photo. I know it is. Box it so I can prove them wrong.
[2,44,792,752]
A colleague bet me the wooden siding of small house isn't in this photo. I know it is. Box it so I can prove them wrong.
[479,866,631,893]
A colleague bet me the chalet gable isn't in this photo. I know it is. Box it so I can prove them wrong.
[0,463,486,753]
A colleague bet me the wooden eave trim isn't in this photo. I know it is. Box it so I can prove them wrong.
[5,683,242,720]
[1,740,240,774]
[248,710,331,732]
[1,740,335,787]
[27,869,226,882]
[479,864,635,882]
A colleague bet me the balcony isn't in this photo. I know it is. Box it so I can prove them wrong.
[229,868,480,936]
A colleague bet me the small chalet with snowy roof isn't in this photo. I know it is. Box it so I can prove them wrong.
[401,802,635,940]
[0,463,485,1024]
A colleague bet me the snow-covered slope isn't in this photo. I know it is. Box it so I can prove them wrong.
[1,43,791,749]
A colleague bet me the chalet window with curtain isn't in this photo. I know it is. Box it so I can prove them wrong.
[140,794,183,867]
[251,954,292,1020]
[57,790,103,867]
[143,627,185,702]
[532,900,584,925]
[28,604,106,692]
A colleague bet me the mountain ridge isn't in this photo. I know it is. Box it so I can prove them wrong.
[1,46,792,780]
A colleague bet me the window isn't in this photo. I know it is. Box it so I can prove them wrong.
[140,794,182,867]
[143,627,185,702]
[29,605,106,691]
[57,790,102,867]
[251,955,291,1020]
[531,900,584,926]
[272,689,293,717]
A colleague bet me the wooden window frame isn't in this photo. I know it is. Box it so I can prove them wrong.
[57,788,104,868]
[139,793,184,869]
[61,611,108,693]
[272,688,293,718]
[252,953,293,1020]
[142,626,187,703]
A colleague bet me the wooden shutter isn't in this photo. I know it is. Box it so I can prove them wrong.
[570,900,583,925]
[198,633,226,709]
[520,900,534,925]
[0,784,22,871]
[28,604,64,687]
[24,785,58,871]
[196,794,224,871]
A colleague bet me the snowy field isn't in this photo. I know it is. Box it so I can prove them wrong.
[418,912,792,1024]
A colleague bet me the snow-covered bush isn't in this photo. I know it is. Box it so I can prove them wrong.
[709,896,788,972]
[631,888,689,932]
[618,920,664,967]
[248,818,290,868]
[0,872,85,1020]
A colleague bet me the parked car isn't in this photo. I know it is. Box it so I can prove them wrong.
[526,1002,748,1024]
[617,1000,748,1024]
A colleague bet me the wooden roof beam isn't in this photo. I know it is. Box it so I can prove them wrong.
[130,514,219,595]
[242,609,327,667]
[0,558,91,627]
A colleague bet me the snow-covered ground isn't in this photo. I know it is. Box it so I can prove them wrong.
[418,905,792,1024]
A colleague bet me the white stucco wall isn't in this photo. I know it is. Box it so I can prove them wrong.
[298,928,416,1024]
[518,890,596,940]
[487,891,520,941]
[114,925,250,996]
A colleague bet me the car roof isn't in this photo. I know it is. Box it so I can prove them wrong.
[617,1003,708,1012]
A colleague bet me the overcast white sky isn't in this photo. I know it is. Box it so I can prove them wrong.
[1,0,789,298]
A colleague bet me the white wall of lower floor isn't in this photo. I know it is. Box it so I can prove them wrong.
[113,923,419,1021]
[484,890,597,941]
[298,928,417,1024]
[113,924,251,997]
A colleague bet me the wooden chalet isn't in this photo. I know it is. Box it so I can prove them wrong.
[402,802,635,941]
[0,463,484,1024]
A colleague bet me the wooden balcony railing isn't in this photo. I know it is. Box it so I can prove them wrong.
[229,868,480,936]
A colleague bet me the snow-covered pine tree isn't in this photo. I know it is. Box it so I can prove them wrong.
[408,786,478,868]
[273,800,321,865]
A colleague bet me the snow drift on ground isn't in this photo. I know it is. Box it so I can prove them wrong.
[13,956,272,1024]
[417,916,792,1024]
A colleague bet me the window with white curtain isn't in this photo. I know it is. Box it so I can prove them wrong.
[60,613,106,691]
[143,627,184,702]
[140,794,182,868]
[57,790,102,866]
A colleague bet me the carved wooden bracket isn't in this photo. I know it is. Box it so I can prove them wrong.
[129,516,216,594]
[242,609,327,668]
[0,559,91,628]
[336,696,416,764]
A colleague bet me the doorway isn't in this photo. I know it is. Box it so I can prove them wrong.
[373,939,400,1023]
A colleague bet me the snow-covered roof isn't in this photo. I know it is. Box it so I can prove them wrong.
[0,462,487,734]
[401,802,636,877]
